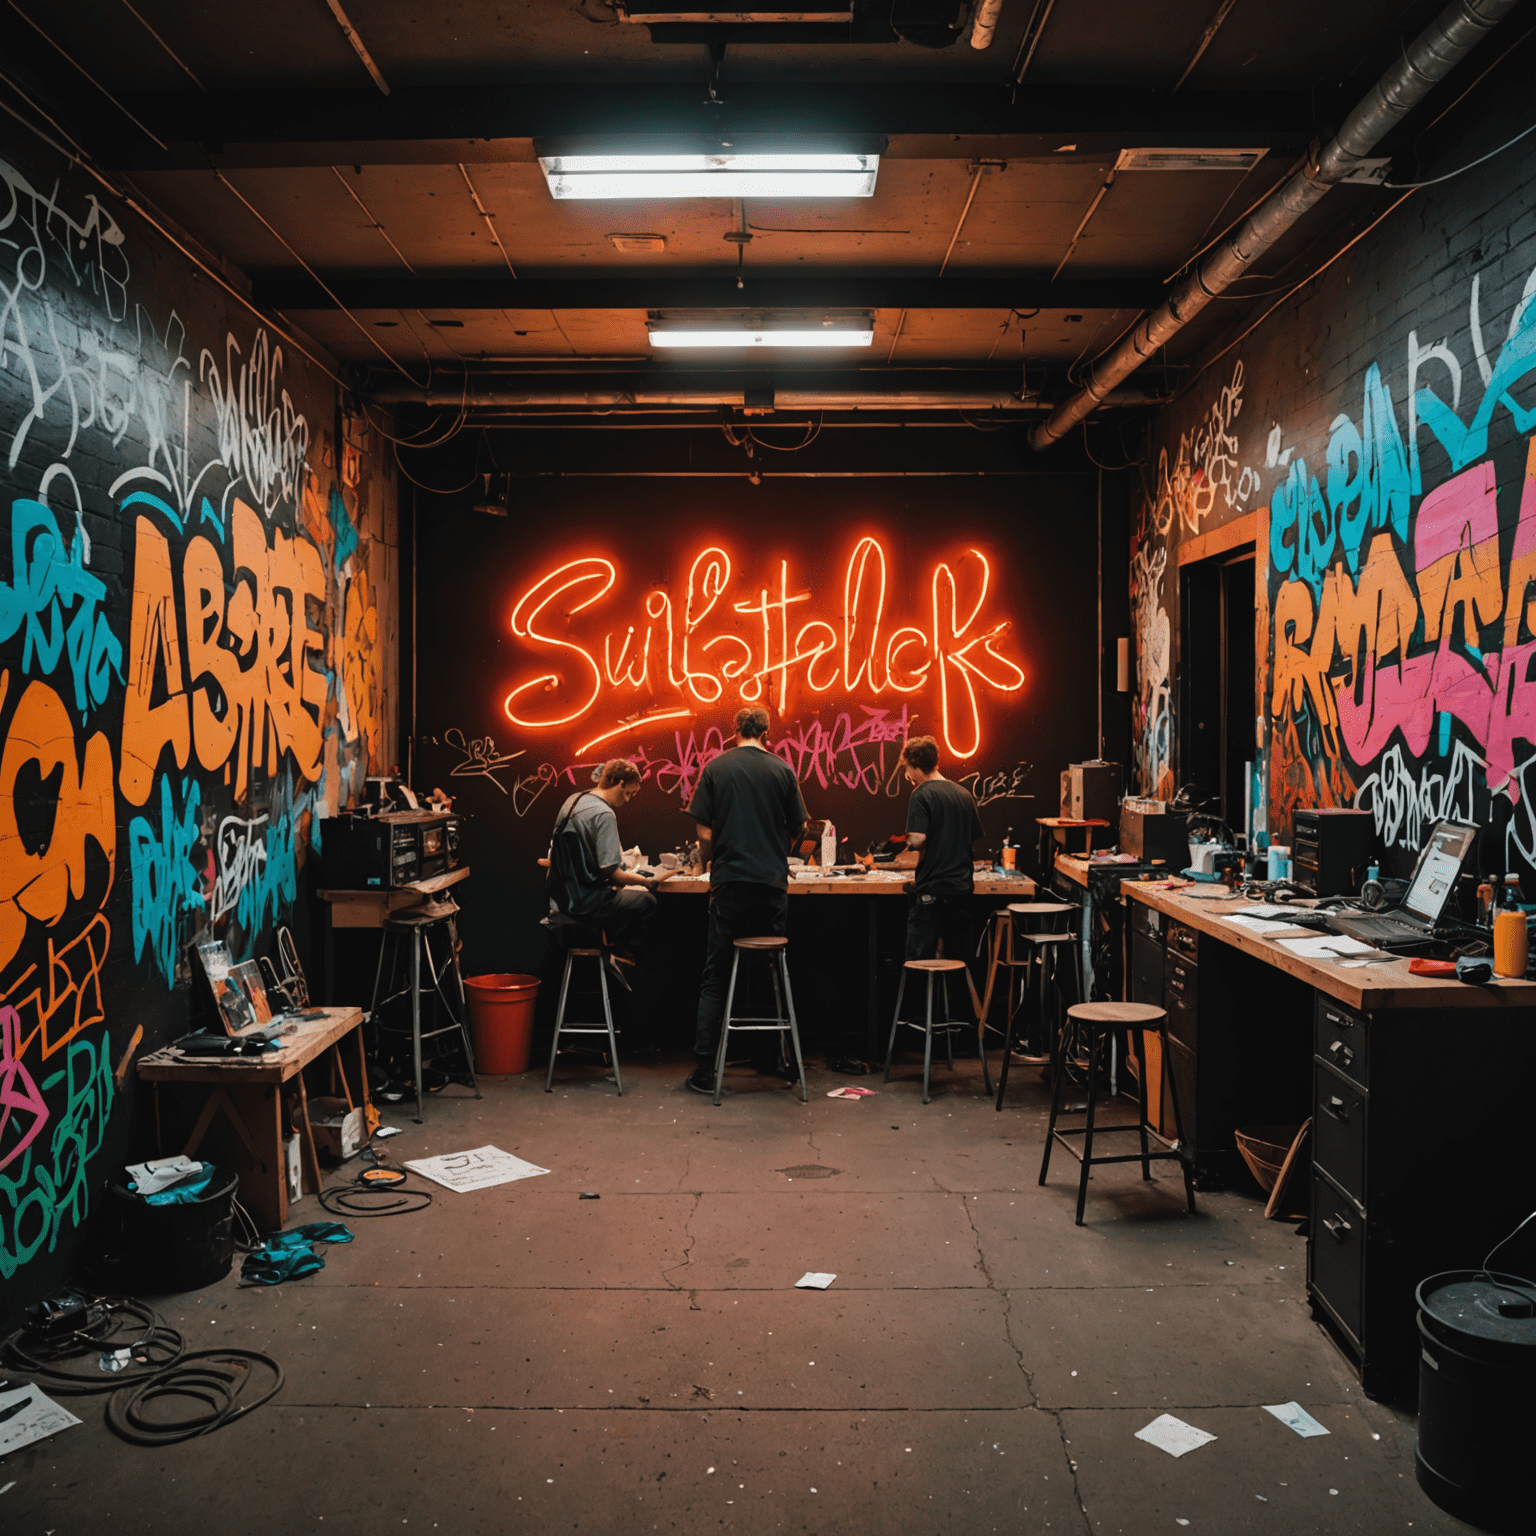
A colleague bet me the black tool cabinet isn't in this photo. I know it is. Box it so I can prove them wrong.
[1307,992,1536,1400]
[1127,901,1312,1187]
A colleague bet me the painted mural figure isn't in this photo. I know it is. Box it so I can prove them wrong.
[684,706,810,1095]
[900,734,986,976]
[543,759,667,981]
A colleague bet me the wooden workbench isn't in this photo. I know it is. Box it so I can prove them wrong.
[1118,878,1536,1012]
[137,1006,368,1232]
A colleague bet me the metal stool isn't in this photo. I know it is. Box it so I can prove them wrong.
[979,901,1077,1074]
[884,958,970,1104]
[713,937,808,1105]
[545,947,622,1095]
[1039,1001,1196,1226]
[369,900,480,1123]
[993,905,1081,1112]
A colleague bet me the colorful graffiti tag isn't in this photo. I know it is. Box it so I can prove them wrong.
[0,149,390,1293]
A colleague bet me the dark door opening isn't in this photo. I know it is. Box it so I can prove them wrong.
[1179,548,1255,837]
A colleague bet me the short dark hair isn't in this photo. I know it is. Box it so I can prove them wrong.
[901,735,939,774]
[735,705,770,740]
[598,758,641,789]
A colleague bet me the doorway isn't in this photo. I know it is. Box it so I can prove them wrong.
[1179,547,1255,837]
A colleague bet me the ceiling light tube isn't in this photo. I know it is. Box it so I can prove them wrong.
[649,312,874,348]
[536,136,884,200]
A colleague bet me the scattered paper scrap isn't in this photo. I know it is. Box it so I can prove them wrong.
[795,1272,837,1289]
[1273,932,1375,958]
[827,1086,875,1099]
[403,1145,549,1193]
[1225,916,1313,937]
[375,1126,403,1139]
[1338,951,1398,967]
[1134,1414,1217,1458]
[0,1387,81,1456]
[1263,1401,1330,1438]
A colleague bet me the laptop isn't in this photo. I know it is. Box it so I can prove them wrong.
[1325,820,1479,949]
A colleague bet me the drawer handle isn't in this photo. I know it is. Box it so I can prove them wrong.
[1321,1213,1352,1242]
[1323,1094,1354,1123]
[1328,1041,1355,1068]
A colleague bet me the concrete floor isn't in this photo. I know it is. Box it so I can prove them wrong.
[5,1054,1476,1535]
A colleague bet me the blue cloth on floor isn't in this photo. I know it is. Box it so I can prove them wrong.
[239,1222,354,1285]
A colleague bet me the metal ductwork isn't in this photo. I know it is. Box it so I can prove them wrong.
[367,370,1166,413]
[1030,0,1519,450]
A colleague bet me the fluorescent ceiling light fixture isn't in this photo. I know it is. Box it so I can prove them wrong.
[1115,147,1267,172]
[536,136,883,199]
[649,312,874,348]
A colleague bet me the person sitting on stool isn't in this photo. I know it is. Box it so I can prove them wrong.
[684,705,809,1094]
[545,759,669,981]
[901,734,985,966]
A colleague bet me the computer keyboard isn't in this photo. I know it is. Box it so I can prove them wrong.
[1334,912,1419,940]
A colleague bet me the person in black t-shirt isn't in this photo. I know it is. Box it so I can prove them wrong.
[902,734,985,965]
[683,705,809,1093]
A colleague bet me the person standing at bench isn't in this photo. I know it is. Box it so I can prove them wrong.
[685,706,809,1094]
[901,734,985,963]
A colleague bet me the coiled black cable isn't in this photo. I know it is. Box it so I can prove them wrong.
[3,1297,184,1393]
[318,1182,433,1217]
[103,1349,283,1446]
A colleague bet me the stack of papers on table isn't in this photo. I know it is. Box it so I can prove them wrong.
[1224,915,1314,937]
[1272,932,1377,959]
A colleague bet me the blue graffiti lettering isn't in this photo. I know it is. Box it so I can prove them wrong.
[128,775,205,986]
[0,498,123,717]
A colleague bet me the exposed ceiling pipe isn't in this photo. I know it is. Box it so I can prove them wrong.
[971,0,1006,50]
[1030,0,1520,451]
[365,378,1168,411]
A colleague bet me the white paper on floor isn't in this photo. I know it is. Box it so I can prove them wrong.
[795,1272,837,1289]
[1263,1401,1331,1437]
[375,1126,403,1139]
[1134,1414,1218,1458]
[0,1386,81,1455]
[403,1145,550,1193]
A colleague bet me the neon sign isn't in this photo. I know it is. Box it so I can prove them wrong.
[503,537,1025,760]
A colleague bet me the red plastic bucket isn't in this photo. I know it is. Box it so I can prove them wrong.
[464,973,540,1074]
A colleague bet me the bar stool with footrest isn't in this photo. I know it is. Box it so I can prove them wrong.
[1038,1001,1196,1225]
[369,899,480,1123]
[713,937,808,1105]
[545,946,623,1095]
[885,958,971,1104]
[991,902,1080,1111]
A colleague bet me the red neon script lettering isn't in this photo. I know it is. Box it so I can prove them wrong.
[503,539,1024,757]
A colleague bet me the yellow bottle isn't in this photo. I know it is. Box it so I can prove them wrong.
[1493,908,1528,979]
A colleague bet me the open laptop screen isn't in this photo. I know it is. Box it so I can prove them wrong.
[1402,821,1478,925]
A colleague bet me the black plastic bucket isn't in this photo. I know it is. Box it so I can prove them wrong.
[98,1168,240,1293]
[1415,1269,1536,1534]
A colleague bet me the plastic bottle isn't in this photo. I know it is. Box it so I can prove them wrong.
[1477,881,1495,927]
[1269,844,1289,882]
[1493,906,1529,978]
[821,820,837,868]
[1001,826,1016,870]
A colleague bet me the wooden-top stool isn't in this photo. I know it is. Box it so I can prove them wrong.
[1039,1001,1196,1225]
[713,937,808,1105]
[885,957,970,1104]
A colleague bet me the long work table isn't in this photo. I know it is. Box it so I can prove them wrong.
[1113,875,1536,1401]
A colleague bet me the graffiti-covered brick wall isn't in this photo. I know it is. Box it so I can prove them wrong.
[1131,104,1536,876]
[0,139,397,1320]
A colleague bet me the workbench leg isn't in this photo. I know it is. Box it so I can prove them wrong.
[866,898,879,1063]
[293,1071,325,1201]
[355,1022,372,1124]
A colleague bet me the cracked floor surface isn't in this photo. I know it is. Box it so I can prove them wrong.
[5,1057,1476,1534]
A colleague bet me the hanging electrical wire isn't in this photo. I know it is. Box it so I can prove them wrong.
[747,415,823,452]
[1384,118,1536,187]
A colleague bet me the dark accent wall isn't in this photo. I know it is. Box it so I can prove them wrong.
[0,137,397,1324]
[410,472,1101,1001]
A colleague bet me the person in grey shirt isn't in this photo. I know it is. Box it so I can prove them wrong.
[545,759,668,962]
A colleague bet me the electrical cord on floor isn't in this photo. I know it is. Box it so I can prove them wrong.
[318,1182,434,1217]
[3,1297,184,1393]
[103,1349,284,1446]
